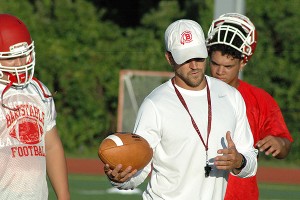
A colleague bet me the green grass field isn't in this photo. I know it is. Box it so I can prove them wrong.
[47,174,300,200]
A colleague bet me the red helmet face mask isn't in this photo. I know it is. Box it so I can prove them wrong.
[0,14,35,86]
[0,14,51,111]
[206,13,257,64]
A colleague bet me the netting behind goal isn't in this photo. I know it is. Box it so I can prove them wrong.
[117,70,174,132]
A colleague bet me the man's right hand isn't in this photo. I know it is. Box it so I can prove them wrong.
[104,164,137,183]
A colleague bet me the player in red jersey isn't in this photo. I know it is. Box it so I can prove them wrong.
[206,13,293,199]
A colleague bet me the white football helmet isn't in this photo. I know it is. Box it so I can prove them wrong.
[206,13,257,63]
[0,14,35,86]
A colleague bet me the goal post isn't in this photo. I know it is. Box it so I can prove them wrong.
[117,69,174,132]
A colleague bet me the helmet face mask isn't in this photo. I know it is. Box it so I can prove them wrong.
[206,13,257,63]
[0,14,52,111]
[0,14,35,87]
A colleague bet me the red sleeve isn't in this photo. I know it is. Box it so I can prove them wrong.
[258,91,293,142]
[238,81,293,144]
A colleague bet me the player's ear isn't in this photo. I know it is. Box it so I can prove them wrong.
[239,59,247,71]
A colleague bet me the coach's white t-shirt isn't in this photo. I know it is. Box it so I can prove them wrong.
[0,81,56,200]
[113,76,258,200]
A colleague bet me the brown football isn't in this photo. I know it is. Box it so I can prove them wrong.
[98,132,153,172]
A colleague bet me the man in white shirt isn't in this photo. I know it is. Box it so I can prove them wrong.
[104,19,258,200]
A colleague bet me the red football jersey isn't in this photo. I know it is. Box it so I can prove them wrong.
[225,80,293,200]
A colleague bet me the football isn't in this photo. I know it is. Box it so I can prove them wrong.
[98,132,153,172]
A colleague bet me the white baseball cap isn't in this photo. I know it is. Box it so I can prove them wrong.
[165,19,208,65]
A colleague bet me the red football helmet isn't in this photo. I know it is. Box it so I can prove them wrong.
[0,14,35,86]
[206,13,257,63]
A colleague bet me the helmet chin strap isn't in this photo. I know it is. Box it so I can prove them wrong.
[1,73,21,111]
[1,72,52,111]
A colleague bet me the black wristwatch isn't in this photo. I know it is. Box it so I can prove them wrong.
[235,154,247,170]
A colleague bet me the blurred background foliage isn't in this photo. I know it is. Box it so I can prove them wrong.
[1,0,298,163]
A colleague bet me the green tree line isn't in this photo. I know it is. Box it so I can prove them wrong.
[1,0,299,162]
